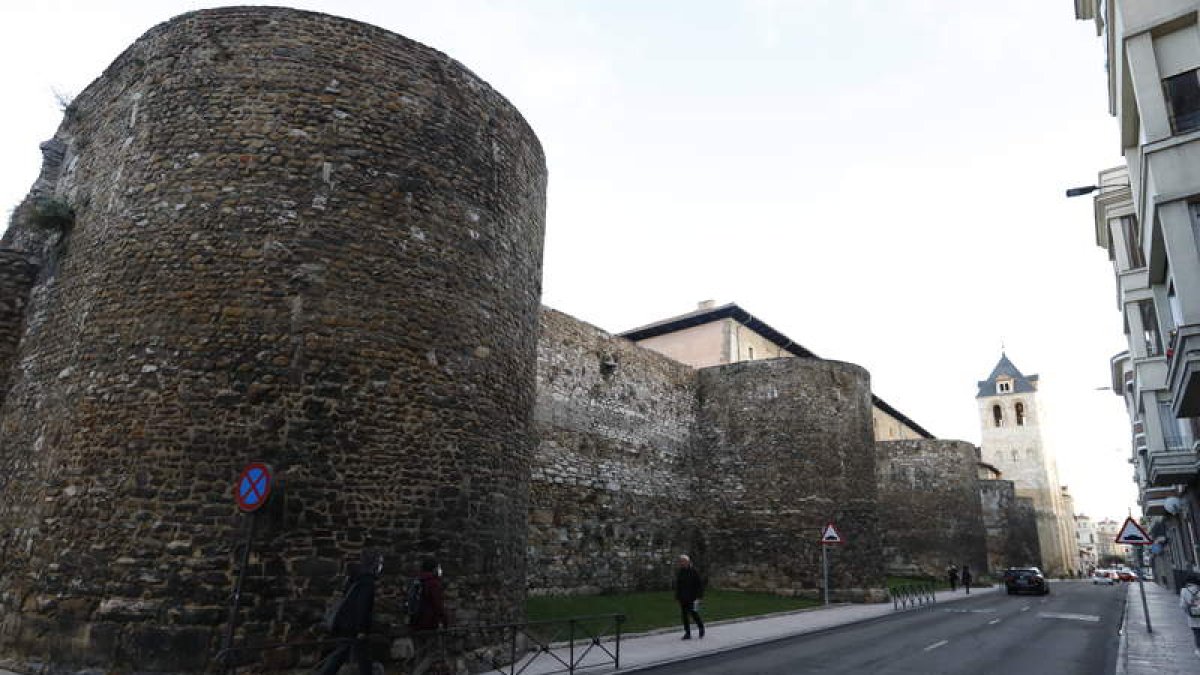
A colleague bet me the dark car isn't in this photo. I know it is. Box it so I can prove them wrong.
[1004,567,1049,595]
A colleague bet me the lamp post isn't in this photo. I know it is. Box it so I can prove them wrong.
[1065,183,1130,198]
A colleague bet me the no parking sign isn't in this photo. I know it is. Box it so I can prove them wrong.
[234,462,273,513]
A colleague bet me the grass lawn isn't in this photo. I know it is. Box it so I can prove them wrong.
[887,575,946,591]
[526,589,820,635]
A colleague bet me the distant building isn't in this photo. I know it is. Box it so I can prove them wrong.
[621,301,934,441]
[1076,514,1099,571]
[1095,518,1122,562]
[976,354,1077,576]
[1074,0,1200,588]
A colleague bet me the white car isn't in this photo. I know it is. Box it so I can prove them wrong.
[1092,569,1116,585]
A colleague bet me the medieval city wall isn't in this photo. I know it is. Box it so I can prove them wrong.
[0,7,545,672]
[1012,497,1044,570]
[0,251,39,407]
[695,358,886,602]
[876,440,989,578]
[529,309,698,594]
[978,479,1044,573]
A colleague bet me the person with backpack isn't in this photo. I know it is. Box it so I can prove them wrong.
[318,550,383,675]
[1180,572,1200,658]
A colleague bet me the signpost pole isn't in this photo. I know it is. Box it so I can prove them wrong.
[224,463,273,675]
[822,543,830,607]
[223,512,257,675]
[1113,518,1153,634]
[1135,545,1152,634]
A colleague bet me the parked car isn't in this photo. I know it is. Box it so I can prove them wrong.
[1092,569,1116,585]
[1005,567,1050,595]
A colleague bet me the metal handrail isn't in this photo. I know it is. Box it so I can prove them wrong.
[891,584,937,611]
[213,613,626,675]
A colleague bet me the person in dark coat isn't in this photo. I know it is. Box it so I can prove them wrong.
[409,559,448,632]
[674,555,705,640]
[319,551,383,675]
[961,564,972,595]
[947,564,959,592]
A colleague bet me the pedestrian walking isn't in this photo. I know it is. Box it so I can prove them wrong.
[674,555,705,640]
[961,564,972,595]
[407,559,449,675]
[947,564,959,592]
[318,550,382,675]
[1180,572,1200,658]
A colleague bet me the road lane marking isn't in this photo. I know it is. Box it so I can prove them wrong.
[988,618,1001,625]
[941,608,997,613]
[1020,605,1031,612]
[923,640,949,652]
[1038,612,1100,623]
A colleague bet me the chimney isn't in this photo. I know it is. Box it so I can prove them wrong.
[697,299,715,310]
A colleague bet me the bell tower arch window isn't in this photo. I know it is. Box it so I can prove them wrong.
[992,404,1003,427]
[1015,402,1026,426]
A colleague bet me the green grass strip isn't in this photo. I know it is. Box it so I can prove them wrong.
[526,589,820,635]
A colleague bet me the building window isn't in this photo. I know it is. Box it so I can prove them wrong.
[1164,68,1200,133]
[747,346,754,360]
[1189,202,1200,252]
[997,381,1011,393]
[1011,449,1019,461]
[1139,300,1164,357]
[993,404,1003,427]
[1119,216,1146,268]
[1015,402,1026,426]
[1159,400,1187,450]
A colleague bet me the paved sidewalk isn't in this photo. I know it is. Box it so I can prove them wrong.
[1118,580,1200,675]
[517,586,996,674]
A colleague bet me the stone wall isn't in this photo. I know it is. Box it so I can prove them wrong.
[876,440,988,578]
[695,358,885,601]
[1011,497,1044,570]
[0,7,545,672]
[529,323,888,602]
[529,309,698,594]
[0,251,39,407]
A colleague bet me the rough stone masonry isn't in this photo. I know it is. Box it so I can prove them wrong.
[0,7,545,671]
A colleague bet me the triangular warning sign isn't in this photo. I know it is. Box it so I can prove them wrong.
[820,522,843,545]
[1114,517,1151,545]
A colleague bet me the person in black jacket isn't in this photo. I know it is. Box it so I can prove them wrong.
[319,551,383,675]
[674,555,705,640]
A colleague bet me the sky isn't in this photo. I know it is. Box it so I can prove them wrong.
[0,1,1139,521]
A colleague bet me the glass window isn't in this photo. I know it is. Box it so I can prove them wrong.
[1164,69,1200,133]
[1159,400,1186,450]
[1120,216,1145,268]
[1139,300,1163,357]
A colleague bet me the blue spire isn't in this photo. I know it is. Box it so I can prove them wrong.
[976,354,1039,398]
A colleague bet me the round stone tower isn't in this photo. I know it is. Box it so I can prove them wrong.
[0,7,545,671]
[696,357,886,602]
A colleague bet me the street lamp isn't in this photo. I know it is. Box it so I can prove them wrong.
[1065,183,1130,198]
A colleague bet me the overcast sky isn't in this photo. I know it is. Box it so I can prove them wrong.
[0,1,1139,522]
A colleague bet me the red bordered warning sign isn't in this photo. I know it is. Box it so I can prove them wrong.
[820,522,843,545]
[1114,517,1151,545]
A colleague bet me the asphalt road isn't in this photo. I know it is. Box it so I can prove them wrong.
[635,581,1126,675]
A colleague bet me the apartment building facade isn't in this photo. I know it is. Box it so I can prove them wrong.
[1075,0,1200,588]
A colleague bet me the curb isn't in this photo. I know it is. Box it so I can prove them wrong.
[1115,583,1131,675]
[614,588,998,674]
